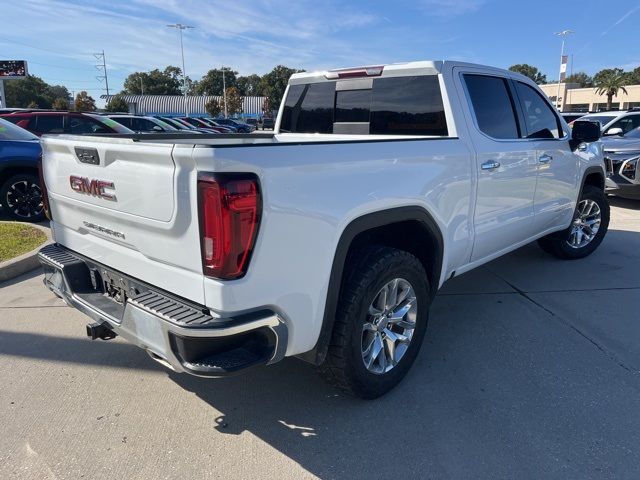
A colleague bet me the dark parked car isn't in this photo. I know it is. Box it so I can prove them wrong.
[0,111,132,136]
[0,118,44,221]
[107,115,178,133]
[178,117,229,133]
[214,118,253,133]
[196,117,235,133]
[261,117,275,130]
[156,116,197,131]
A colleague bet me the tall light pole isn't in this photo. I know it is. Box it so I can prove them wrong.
[221,66,228,117]
[554,29,573,112]
[167,23,194,116]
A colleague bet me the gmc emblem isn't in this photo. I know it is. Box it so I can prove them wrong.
[69,176,116,201]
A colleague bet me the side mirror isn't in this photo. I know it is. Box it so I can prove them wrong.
[570,120,600,150]
[152,125,163,132]
[604,127,623,136]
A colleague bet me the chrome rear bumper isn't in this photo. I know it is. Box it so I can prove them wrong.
[38,244,288,376]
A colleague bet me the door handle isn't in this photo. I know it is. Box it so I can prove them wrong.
[538,154,553,164]
[481,160,501,171]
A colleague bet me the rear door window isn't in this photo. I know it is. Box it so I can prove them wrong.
[464,74,520,139]
[35,115,64,134]
[513,81,562,139]
[132,118,158,132]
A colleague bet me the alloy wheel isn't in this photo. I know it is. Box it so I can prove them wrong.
[5,180,43,219]
[361,278,417,374]
[567,199,601,249]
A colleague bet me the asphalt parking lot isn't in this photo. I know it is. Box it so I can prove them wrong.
[1,198,639,480]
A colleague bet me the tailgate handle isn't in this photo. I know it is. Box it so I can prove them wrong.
[75,147,100,165]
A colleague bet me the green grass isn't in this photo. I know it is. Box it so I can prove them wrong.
[0,222,47,262]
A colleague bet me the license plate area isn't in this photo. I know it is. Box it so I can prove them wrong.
[73,262,148,324]
[100,268,131,305]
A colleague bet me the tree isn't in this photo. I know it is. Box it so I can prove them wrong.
[27,100,38,108]
[508,64,547,84]
[593,68,628,110]
[48,85,70,102]
[205,97,222,117]
[224,87,243,115]
[236,74,263,96]
[565,72,592,88]
[4,75,52,107]
[260,65,304,111]
[196,68,238,96]
[122,66,185,95]
[105,96,129,112]
[624,66,640,85]
[74,91,96,111]
[52,97,69,110]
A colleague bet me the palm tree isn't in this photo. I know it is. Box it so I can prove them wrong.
[593,69,628,110]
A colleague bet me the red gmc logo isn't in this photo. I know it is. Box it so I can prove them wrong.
[69,176,116,201]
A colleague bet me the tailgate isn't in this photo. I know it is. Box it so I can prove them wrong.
[41,135,205,303]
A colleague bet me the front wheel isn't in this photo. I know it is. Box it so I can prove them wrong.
[0,173,45,222]
[538,185,610,259]
[319,246,430,399]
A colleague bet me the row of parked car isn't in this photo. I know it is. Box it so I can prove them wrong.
[562,109,640,200]
[0,110,261,222]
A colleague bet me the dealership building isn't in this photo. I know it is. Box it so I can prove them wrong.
[100,94,267,118]
[539,83,640,112]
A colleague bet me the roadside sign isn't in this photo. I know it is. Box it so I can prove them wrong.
[0,60,28,78]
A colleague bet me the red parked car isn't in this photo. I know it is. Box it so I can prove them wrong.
[0,111,133,136]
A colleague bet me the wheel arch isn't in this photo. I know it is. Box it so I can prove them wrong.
[579,165,605,197]
[0,162,39,186]
[301,206,444,365]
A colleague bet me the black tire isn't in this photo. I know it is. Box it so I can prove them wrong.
[0,173,45,222]
[319,246,431,399]
[537,185,609,259]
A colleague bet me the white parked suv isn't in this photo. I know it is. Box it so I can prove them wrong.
[578,110,640,136]
[37,61,607,398]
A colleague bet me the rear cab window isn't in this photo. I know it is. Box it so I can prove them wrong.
[280,75,449,136]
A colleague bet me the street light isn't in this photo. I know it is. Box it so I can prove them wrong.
[167,23,194,116]
[554,29,573,112]
[221,66,228,117]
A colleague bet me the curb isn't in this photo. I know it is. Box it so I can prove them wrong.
[0,222,51,283]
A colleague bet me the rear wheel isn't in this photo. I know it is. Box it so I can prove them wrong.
[319,246,430,399]
[538,185,609,259]
[0,173,44,222]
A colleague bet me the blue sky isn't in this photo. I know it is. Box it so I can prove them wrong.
[1,0,639,103]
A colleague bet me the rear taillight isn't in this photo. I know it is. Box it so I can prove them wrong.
[197,173,261,280]
[37,155,53,221]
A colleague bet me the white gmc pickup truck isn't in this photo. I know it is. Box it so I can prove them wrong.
[38,61,608,398]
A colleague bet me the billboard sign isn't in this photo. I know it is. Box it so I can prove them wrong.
[0,60,28,78]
